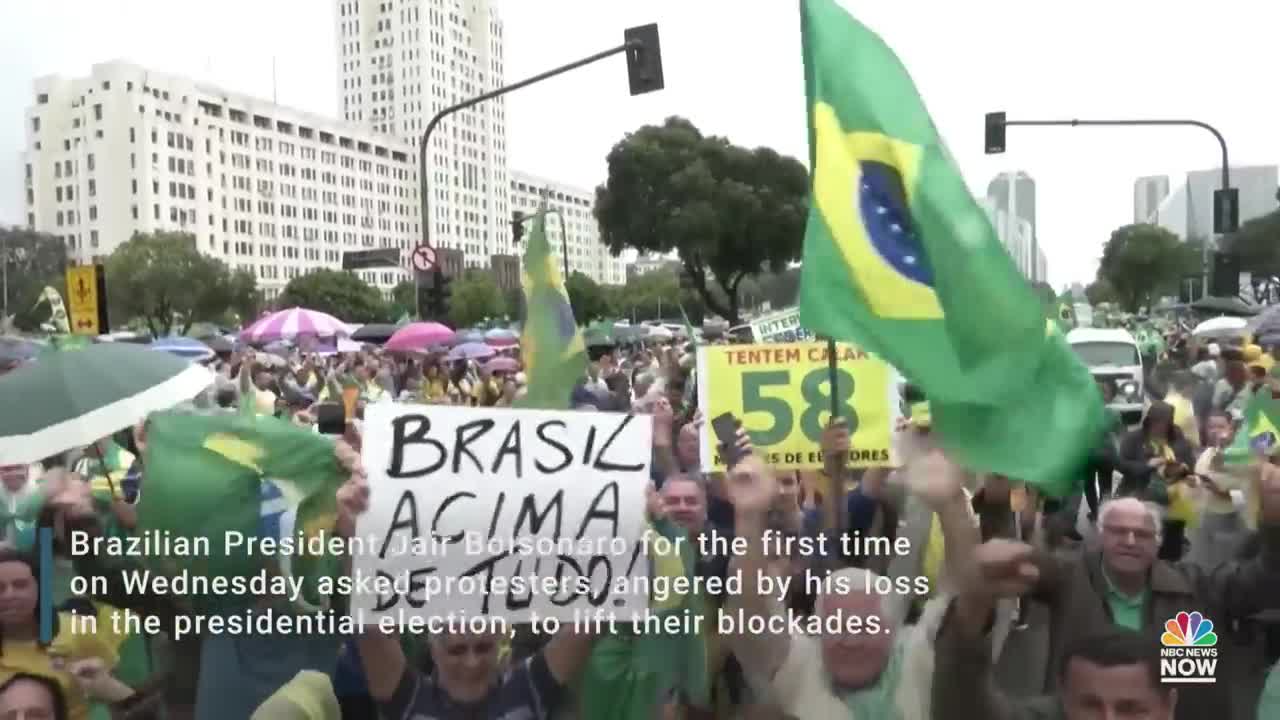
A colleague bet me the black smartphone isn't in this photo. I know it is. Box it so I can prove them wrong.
[710,412,746,468]
[316,402,346,435]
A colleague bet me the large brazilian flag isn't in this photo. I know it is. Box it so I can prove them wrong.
[514,205,586,410]
[796,0,1104,491]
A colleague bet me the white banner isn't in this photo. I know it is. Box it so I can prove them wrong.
[749,307,813,344]
[353,403,653,625]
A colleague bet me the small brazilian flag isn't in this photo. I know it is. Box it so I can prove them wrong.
[795,0,1104,491]
[1225,390,1280,465]
[514,204,586,410]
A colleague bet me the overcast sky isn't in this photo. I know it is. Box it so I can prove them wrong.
[2,0,1277,288]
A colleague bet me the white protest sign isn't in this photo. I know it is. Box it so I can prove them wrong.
[352,403,653,624]
[749,306,813,344]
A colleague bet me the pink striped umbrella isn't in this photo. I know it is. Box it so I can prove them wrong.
[384,322,456,352]
[239,307,350,343]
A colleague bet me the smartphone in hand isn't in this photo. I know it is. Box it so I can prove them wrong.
[710,412,746,468]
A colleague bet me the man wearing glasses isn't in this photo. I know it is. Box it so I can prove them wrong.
[935,490,1280,720]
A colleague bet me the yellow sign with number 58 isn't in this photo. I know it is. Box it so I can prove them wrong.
[695,342,898,473]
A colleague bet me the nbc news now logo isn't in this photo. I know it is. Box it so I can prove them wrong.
[1160,611,1218,684]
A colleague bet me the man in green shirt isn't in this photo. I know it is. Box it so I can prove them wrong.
[933,539,1178,720]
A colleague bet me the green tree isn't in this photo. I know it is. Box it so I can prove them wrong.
[595,117,809,324]
[105,231,257,336]
[608,268,705,324]
[276,269,388,323]
[1085,278,1115,306]
[1096,223,1184,312]
[1222,210,1280,300]
[447,270,504,328]
[389,280,416,320]
[503,286,524,321]
[1,227,68,332]
[565,271,613,322]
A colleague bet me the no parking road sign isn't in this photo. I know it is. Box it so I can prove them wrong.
[411,245,437,272]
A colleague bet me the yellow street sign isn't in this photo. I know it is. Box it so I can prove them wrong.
[65,265,102,335]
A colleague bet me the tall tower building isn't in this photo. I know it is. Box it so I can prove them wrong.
[986,171,1038,282]
[1133,175,1170,224]
[334,0,510,268]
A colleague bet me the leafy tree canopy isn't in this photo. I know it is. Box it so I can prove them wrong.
[276,268,388,324]
[447,270,504,328]
[1222,208,1280,300]
[605,268,706,325]
[595,117,808,324]
[565,271,612,323]
[1,227,68,332]
[105,231,259,337]
[389,280,416,320]
[1096,223,1184,312]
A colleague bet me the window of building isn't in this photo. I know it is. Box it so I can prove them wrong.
[36,93,48,104]
[90,230,99,248]
[56,211,63,226]
[89,206,97,221]
[31,117,40,132]
[56,187,62,202]
[93,104,102,121]
[87,154,95,171]
[131,179,137,194]
[153,204,159,219]
[88,180,96,197]
[131,204,138,219]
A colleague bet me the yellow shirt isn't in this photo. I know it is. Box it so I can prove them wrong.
[1166,391,1199,450]
[1,607,130,720]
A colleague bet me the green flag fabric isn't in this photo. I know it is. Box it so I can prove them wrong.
[1225,390,1280,465]
[579,518,710,719]
[795,0,1104,491]
[513,206,586,410]
[139,410,345,613]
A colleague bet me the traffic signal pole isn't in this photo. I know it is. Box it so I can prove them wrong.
[988,116,1233,299]
[414,26,662,318]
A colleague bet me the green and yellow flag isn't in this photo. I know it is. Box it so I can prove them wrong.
[514,205,586,410]
[139,410,345,613]
[1225,390,1280,465]
[795,0,1104,491]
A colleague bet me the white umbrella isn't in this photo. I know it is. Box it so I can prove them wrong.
[647,325,674,340]
[1192,316,1248,338]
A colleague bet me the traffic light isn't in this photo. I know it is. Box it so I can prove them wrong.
[427,267,453,317]
[624,24,664,96]
[512,211,526,244]
[984,111,1006,154]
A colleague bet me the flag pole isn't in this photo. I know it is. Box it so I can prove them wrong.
[826,336,839,419]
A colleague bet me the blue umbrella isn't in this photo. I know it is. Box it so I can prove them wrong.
[453,329,485,345]
[150,336,215,362]
[446,342,496,361]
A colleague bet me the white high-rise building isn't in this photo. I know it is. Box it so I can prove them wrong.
[986,171,1039,282]
[20,61,420,299]
[335,0,510,269]
[1145,165,1278,241]
[509,172,625,286]
[1133,175,1170,224]
[979,198,1046,282]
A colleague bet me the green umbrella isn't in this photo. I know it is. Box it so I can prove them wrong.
[0,343,214,465]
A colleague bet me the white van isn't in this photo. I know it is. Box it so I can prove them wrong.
[1067,327,1145,425]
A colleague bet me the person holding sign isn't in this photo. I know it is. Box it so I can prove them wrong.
[335,456,600,719]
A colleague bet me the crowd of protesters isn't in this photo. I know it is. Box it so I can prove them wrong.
[1,325,1279,720]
